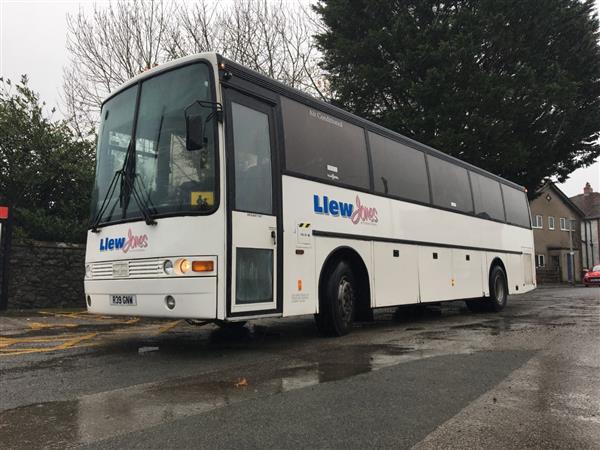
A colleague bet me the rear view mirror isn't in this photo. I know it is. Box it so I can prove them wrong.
[184,100,222,151]
[185,114,206,151]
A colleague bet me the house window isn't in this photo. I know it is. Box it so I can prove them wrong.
[548,216,555,230]
[536,254,545,267]
[560,217,571,231]
[532,215,543,229]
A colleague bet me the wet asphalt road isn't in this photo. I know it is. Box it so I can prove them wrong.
[0,287,599,449]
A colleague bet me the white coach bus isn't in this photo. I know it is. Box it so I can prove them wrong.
[84,53,536,336]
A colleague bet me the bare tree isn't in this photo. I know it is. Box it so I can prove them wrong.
[63,0,325,135]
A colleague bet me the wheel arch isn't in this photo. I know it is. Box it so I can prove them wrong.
[490,256,507,276]
[318,246,371,315]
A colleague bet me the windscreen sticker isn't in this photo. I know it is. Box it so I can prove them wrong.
[309,109,343,128]
[191,191,214,207]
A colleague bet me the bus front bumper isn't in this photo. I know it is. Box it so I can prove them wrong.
[84,277,217,319]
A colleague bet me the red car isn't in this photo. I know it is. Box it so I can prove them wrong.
[583,265,600,286]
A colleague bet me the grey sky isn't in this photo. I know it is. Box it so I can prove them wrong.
[1,0,599,197]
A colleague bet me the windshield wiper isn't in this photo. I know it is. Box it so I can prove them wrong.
[90,140,157,232]
[118,137,157,227]
[90,140,132,233]
[122,170,157,227]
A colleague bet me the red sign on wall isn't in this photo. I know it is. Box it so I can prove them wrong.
[0,206,8,220]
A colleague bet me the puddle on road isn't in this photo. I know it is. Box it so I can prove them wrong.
[3,296,595,448]
[0,341,458,449]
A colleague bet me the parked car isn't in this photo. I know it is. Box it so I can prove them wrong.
[583,265,600,286]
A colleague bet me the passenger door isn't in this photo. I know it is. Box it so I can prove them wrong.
[225,90,280,316]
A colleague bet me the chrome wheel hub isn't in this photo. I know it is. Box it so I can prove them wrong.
[337,276,354,320]
[494,275,505,304]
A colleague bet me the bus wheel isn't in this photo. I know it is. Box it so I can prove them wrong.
[315,260,356,336]
[486,265,508,312]
[466,265,508,313]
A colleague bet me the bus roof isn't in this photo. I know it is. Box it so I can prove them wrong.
[103,52,525,192]
[101,52,220,105]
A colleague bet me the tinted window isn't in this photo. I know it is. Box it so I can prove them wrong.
[231,102,273,214]
[501,185,531,227]
[236,248,273,304]
[470,172,505,221]
[369,132,429,203]
[92,86,136,221]
[91,63,218,225]
[282,97,370,188]
[427,156,473,213]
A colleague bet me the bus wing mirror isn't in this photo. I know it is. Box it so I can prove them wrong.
[185,113,206,151]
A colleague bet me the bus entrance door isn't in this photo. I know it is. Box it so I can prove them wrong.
[225,90,280,317]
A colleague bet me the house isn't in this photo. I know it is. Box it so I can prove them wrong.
[529,181,584,283]
[570,182,600,270]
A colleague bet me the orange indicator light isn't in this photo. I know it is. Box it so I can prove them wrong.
[192,260,214,272]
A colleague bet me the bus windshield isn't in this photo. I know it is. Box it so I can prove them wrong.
[91,62,217,227]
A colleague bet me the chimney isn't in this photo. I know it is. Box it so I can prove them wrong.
[584,182,593,195]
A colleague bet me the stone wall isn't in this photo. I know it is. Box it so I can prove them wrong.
[6,240,86,309]
[536,266,561,284]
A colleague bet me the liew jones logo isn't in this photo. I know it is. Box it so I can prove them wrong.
[313,194,378,224]
[99,229,149,253]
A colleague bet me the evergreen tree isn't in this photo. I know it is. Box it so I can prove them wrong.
[314,0,600,193]
[0,76,95,242]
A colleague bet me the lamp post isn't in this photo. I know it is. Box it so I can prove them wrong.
[568,218,575,286]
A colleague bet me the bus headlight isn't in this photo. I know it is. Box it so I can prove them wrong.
[174,258,191,275]
[85,264,92,278]
[163,260,174,275]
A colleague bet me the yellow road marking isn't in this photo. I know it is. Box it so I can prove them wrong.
[0,318,184,357]
[38,311,116,321]
[0,333,97,356]
[38,311,88,319]
[28,322,79,331]
[158,320,182,333]
[0,335,88,347]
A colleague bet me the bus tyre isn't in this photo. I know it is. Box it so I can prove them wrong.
[315,261,355,336]
[466,266,508,313]
[485,266,508,312]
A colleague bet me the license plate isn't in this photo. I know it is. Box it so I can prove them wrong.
[113,262,129,278]
[111,295,137,306]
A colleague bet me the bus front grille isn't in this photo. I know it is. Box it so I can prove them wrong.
[89,259,161,279]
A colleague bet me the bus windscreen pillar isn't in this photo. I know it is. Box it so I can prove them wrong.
[0,206,10,310]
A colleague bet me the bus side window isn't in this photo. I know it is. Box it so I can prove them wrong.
[470,171,505,222]
[502,185,530,228]
[368,132,430,203]
[281,97,370,189]
[427,156,474,214]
